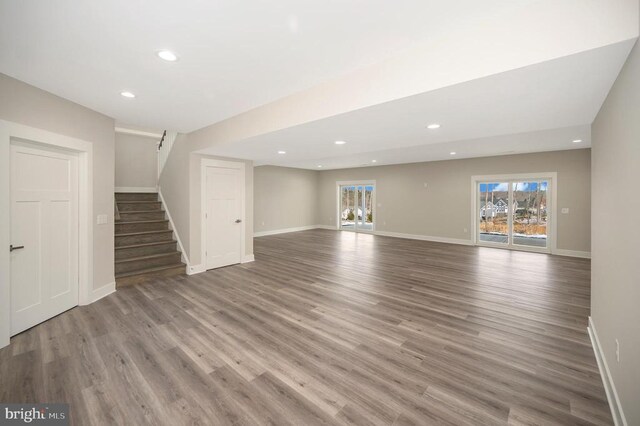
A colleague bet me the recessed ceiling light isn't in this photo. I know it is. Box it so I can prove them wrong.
[334,140,347,145]
[427,123,441,129]
[277,150,286,154]
[450,151,456,155]
[317,165,323,168]
[120,91,135,98]
[372,160,377,163]
[572,139,583,143]
[157,50,178,61]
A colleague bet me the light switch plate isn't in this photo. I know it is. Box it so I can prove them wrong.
[97,214,108,225]
[561,208,569,214]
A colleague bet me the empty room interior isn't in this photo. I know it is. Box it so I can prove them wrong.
[1,1,639,425]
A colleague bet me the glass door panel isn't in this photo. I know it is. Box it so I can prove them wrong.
[478,182,509,245]
[340,185,356,230]
[477,179,550,251]
[356,186,364,229]
[512,181,548,248]
[363,185,374,231]
[339,183,375,232]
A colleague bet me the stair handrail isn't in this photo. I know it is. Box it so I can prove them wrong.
[157,130,167,151]
[157,130,177,178]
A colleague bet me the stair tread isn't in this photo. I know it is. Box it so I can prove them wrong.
[115,229,173,237]
[115,241,177,250]
[115,219,168,224]
[115,263,185,278]
[116,200,160,204]
[118,210,165,214]
[115,251,181,264]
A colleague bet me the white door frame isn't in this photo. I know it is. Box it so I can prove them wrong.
[0,120,93,348]
[470,172,557,254]
[200,158,246,269]
[335,180,377,233]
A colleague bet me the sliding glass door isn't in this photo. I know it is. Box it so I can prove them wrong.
[478,182,510,245]
[340,183,375,232]
[477,179,550,251]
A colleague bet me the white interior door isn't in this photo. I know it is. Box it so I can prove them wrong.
[10,143,79,336]
[205,165,243,270]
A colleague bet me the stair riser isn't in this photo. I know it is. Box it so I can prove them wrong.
[117,202,162,212]
[115,193,158,201]
[115,242,178,260]
[118,211,166,221]
[115,231,173,247]
[115,221,169,233]
[116,253,183,274]
[116,265,185,286]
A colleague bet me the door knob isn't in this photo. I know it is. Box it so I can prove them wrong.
[235,219,242,223]
[10,245,25,252]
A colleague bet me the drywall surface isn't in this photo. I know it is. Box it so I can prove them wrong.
[254,166,319,233]
[317,149,591,252]
[591,38,640,425]
[115,132,158,189]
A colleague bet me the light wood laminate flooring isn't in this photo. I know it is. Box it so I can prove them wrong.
[0,229,611,425]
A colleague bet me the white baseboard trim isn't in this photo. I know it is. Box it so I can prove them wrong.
[254,226,591,259]
[588,317,627,426]
[158,189,191,267]
[554,249,591,259]
[316,225,337,230]
[255,225,474,246]
[115,186,157,193]
[187,264,206,275]
[90,282,116,303]
[374,230,473,246]
[186,256,254,274]
[254,225,322,237]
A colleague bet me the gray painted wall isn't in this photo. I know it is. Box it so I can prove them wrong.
[158,133,191,261]
[0,73,115,292]
[316,149,591,253]
[159,134,254,268]
[591,39,640,424]
[254,166,319,233]
[115,133,158,189]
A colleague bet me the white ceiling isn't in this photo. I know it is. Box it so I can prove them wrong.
[0,0,526,133]
[1,1,637,169]
[199,40,633,169]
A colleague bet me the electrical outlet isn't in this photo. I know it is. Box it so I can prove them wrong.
[424,182,428,188]
[616,339,620,362]
[261,221,265,226]
[463,228,468,233]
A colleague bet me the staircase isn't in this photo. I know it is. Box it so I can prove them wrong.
[114,192,185,285]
